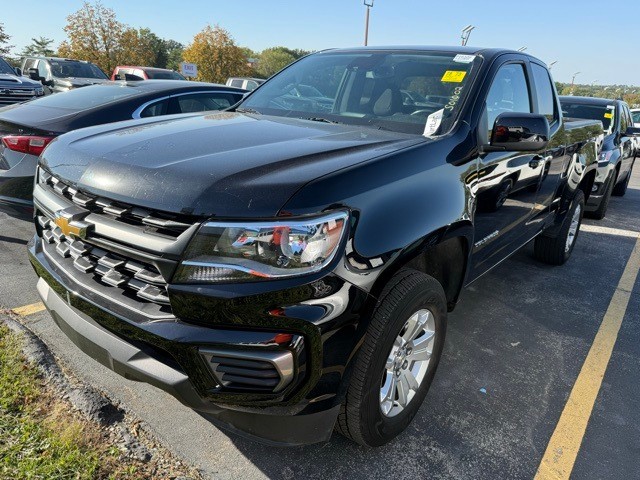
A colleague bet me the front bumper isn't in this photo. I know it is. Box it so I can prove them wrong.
[28,234,367,445]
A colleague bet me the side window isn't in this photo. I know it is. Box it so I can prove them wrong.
[620,105,628,133]
[485,63,531,135]
[23,58,36,72]
[531,63,557,124]
[134,69,146,80]
[624,106,633,132]
[176,93,238,113]
[230,79,243,88]
[246,80,258,90]
[140,99,171,118]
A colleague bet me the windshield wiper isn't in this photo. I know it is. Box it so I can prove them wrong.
[302,116,340,124]
[236,107,261,114]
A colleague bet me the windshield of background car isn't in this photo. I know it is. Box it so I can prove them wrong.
[25,84,139,109]
[0,57,15,75]
[146,70,186,80]
[50,60,108,79]
[632,111,640,124]
[240,51,481,135]
[561,101,615,132]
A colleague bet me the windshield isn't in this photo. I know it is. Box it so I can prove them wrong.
[26,84,139,109]
[0,57,15,75]
[147,70,186,80]
[561,101,615,132]
[632,110,640,125]
[240,51,481,135]
[50,60,108,79]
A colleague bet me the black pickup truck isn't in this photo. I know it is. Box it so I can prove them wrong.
[28,47,606,447]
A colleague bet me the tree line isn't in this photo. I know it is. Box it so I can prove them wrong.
[0,1,311,83]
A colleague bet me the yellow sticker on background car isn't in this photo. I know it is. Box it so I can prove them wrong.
[441,70,467,83]
[604,112,613,119]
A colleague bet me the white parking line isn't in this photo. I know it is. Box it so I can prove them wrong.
[580,224,640,238]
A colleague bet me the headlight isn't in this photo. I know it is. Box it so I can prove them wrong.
[173,211,349,283]
[598,150,614,163]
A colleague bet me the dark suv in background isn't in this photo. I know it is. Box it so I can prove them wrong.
[20,56,109,94]
[560,96,637,218]
[0,56,44,105]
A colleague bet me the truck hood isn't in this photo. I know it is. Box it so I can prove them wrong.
[0,73,42,87]
[40,112,424,217]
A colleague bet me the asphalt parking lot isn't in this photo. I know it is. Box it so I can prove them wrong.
[1,166,639,480]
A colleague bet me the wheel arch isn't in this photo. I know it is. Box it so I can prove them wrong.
[367,221,472,312]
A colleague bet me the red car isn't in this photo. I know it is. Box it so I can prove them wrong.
[111,66,186,81]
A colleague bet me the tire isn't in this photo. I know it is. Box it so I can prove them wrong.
[534,189,584,265]
[613,163,633,196]
[586,172,615,220]
[336,269,447,446]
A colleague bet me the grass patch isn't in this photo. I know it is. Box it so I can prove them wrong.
[0,324,197,480]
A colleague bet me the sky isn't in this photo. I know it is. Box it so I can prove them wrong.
[1,0,639,86]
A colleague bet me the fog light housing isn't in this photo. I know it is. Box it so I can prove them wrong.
[200,346,296,393]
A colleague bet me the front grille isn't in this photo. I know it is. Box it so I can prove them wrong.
[40,170,194,238]
[200,348,295,393]
[38,214,171,308]
[0,88,38,105]
[34,171,203,318]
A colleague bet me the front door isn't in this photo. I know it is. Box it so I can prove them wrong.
[471,62,543,278]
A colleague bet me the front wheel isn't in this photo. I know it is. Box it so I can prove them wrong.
[336,269,447,447]
[534,190,585,265]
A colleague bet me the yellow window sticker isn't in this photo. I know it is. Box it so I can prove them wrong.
[441,70,467,83]
[604,112,613,119]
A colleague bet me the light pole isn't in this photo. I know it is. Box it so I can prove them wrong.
[364,0,374,46]
[571,72,580,94]
[461,25,475,46]
[548,60,558,70]
[517,46,527,52]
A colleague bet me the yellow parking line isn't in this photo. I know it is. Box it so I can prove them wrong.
[11,302,46,316]
[535,235,640,480]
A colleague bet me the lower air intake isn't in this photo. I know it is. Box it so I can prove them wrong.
[200,348,294,393]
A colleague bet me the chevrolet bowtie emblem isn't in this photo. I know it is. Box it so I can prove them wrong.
[54,208,92,239]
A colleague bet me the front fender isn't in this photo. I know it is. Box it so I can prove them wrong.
[280,140,477,297]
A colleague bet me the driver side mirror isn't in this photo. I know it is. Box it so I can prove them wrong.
[14,67,22,76]
[27,68,41,82]
[483,112,550,152]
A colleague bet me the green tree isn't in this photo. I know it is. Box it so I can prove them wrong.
[164,40,184,71]
[20,37,55,57]
[118,28,156,67]
[182,25,250,83]
[58,1,124,73]
[0,22,13,56]
[257,47,296,78]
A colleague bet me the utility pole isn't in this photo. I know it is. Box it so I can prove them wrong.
[461,25,475,46]
[364,0,374,46]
